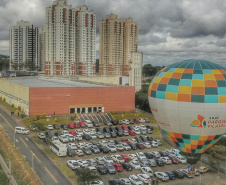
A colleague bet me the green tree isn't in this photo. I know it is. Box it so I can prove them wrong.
[0,55,9,71]
[142,64,164,77]
[24,59,36,71]
[135,84,151,112]
[77,168,101,185]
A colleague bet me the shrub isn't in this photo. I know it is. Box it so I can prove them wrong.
[71,116,75,121]
[42,113,46,119]
[21,113,26,118]
[35,115,41,120]
[54,117,58,122]
[10,104,14,107]
[3,98,5,102]
[18,106,21,111]
[35,123,46,131]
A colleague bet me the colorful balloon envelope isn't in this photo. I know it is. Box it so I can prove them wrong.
[148,59,226,163]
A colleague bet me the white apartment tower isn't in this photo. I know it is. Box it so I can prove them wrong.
[38,27,46,71]
[75,5,96,76]
[45,0,96,76]
[99,14,139,76]
[9,20,39,71]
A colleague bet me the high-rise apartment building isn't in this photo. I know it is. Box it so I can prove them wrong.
[45,0,96,76]
[38,27,46,71]
[99,14,139,76]
[9,20,39,71]
[75,5,96,76]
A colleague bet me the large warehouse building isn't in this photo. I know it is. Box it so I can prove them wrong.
[0,77,135,116]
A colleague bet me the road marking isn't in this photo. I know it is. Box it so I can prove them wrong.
[0,114,14,130]
[44,167,58,183]
[30,150,41,163]
[20,138,28,147]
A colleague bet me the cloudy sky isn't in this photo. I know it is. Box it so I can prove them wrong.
[1,0,226,67]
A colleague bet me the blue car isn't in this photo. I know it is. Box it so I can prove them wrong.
[164,171,176,180]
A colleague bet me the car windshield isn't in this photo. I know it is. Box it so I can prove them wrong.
[134,162,139,165]
[106,156,111,160]
[118,157,123,160]
[181,157,186,160]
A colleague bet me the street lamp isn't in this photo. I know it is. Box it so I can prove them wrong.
[32,154,35,169]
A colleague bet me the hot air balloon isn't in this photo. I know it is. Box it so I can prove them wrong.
[148,59,226,164]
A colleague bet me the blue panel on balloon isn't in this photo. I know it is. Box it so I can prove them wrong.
[151,90,156,98]
[218,87,226,95]
[179,79,192,86]
[205,95,218,103]
[192,74,204,80]
[202,69,213,74]
[166,85,179,93]
[167,68,176,73]
[157,72,165,77]
[156,91,165,99]
[183,139,191,144]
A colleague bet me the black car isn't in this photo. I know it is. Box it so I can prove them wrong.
[116,131,124,137]
[67,148,75,157]
[115,127,123,132]
[82,134,91,140]
[109,179,123,185]
[155,158,164,166]
[109,127,117,133]
[172,170,185,179]
[53,124,60,129]
[159,151,168,157]
[99,146,110,153]
[114,140,122,144]
[43,138,49,144]
[146,125,154,131]
[121,163,133,171]
[164,171,176,180]
[103,127,111,133]
[146,136,153,142]
[92,121,100,127]
[96,128,103,133]
[61,124,68,130]
[144,152,154,159]
[134,137,143,143]
[45,131,53,138]
[111,120,119,125]
[127,126,133,130]
[129,119,134,124]
[103,163,116,174]
[128,143,137,150]
[55,131,63,137]
[96,165,108,175]
[139,136,148,142]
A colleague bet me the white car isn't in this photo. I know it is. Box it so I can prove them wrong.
[83,128,91,135]
[111,155,124,163]
[88,166,97,171]
[176,155,187,163]
[84,142,92,147]
[130,160,141,169]
[129,175,143,185]
[77,143,85,148]
[75,129,83,136]
[136,152,147,160]
[121,119,130,124]
[90,181,104,185]
[84,120,93,127]
[115,144,124,151]
[106,145,117,152]
[143,142,152,149]
[51,136,59,141]
[150,151,161,158]
[128,154,138,161]
[128,138,137,144]
[37,133,46,139]
[67,160,80,170]
[75,149,84,157]
[75,135,82,141]
[59,135,69,143]
[89,133,97,139]
[119,178,131,185]
[103,156,114,164]
[138,118,146,123]
[94,157,105,165]
[139,125,147,130]
[67,135,75,142]
[122,143,131,151]
[154,139,162,146]
[151,141,158,148]
[154,172,169,181]
[160,157,172,164]
[46,125,53,130]
[87,159,97,166]
[99,140,107,146]
[67,143,77,150]
[133,128,141,134]
[141,167,153,176]
[137,174,151,184]
[62,130,69,135]
[90,129,96,134]
[77,160,89,168]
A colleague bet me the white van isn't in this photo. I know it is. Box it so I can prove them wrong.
[15,127,30,134]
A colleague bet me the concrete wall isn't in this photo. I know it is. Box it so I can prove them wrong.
[77,76,121,85]
[29,86,135,116]
[0,79,29,114]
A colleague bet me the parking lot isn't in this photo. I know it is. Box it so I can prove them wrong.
[30,116,226,185]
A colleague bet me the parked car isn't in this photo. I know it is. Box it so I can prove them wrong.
[176,155,187,163]
[89,145,100,154]
[130,160,141,169]
[111,155,125,163]
[106,145,117,153]
[113,163,123,172]
[168,155,179,164]
[96,165,108,175]
[82,147,92,155]
[90,181,104,185]
[111,120,119,125]
[128,143,137,150]
[61,124,68,130]
[121,163,133,171]
[136,152,147,160]
[79,122,86,128]
[137,174,151,184]
[198,166,209,173]
[115,144,124,152]
[99,146,110,153]
[103,156,114,164]
[67,148,76,157]
[160,157,172,164]
[77,160,89,168]
[119,178,131,185]
[155,158,164,166]
[92,121,100,127]
[128,154,138,161]
[46,125,53,130]
[154,172,169,181]
[94,157,105,165]
[74,149,84,157]
[122,143,131,151]
[67,160,80,170]
[82,134,91,140]
[164,171,176,180]
[144,118,150,123]
[75,129,83,136]
[37,133,46,139]
[68,123,75,129]
[121,154,130,162]
[135,143,145,149]
[103,163,116,174]
[129,175,143,185]
[172,170,185,179]
[141,167,153,176]
[179,169,193,178]
[85,120,93,127]
[67,143,77,150]
[104,121,113,126]
[74,122,80,128]
[53,124,60,129]
[109,179,123,185]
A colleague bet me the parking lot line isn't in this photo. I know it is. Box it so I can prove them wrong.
[30,150,41,163]
[0,114,14,130]
[44,166,58,183]
[20,137,28,147]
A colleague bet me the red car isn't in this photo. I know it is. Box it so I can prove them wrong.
[121,125,129,131]
[121,154,130,162]
[69,131,76,136]
[133,118,140,123]
[113,163,123,172]
[79,121,86,128]
[129,130,136,136]
[74,122,80,128]
[121,138,130,144]
[135,143,145,149]
[68,123,75,129]
[168,155,179,164]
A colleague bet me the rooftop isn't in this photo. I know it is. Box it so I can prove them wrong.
[7,77,105,88]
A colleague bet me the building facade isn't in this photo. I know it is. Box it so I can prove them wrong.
[38,27,46,71]
[75,5,96,76]
[9,20,39,71]
[45,0,96,76]
[99,14,140,76]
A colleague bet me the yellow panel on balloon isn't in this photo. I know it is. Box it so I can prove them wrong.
[185,144,191,149]
[154,77,162,84]
[219,95,226,103]
[178,86,191,94]
[163,72,173,78]
[199,136,208,141]
[165,92,178,101]
[175,68,184,73]
[211,69,221,74]
[190,140,198,145]
[192,80,205,87]
[204,74,215,80]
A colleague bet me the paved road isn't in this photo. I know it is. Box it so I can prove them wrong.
[0,109,72,185]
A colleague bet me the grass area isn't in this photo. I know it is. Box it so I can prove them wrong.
[0,128,42,185]
[111,112,157,123]
[153,126,160,134]
[42,149,59,161]
[58,164,77,182]
[0,99,24,116]
[0,164,8,185]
